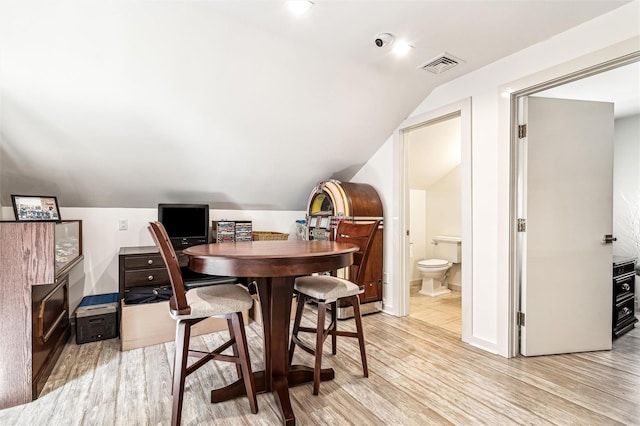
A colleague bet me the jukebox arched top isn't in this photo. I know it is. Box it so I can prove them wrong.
[307,180,382,218]
[306,180,383,240]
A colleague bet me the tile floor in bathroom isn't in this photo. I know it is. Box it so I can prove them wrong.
[409,285,461,335]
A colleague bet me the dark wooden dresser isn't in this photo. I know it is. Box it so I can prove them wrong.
[118,245,239,301]
[118,246,179,301]
[613,256,637,338]
[0,220,83,409]
[118,246,239,350]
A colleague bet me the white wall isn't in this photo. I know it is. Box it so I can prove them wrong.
[409,189,426,283]
[350,138,395,308]
[2,206,304,296]
[425,167,462,290]
[407,116,461,189]
[613,114,640,258]
[0,88,3,211]
[409,168,462,287]
[425,166,462,260]
[354,2,640,356]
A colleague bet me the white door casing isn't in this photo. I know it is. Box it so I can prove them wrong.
[519,96,613,356]
[394,97,474,346]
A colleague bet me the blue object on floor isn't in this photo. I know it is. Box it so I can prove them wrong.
[78,292,118,308]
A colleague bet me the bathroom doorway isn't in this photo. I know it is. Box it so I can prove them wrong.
[394,97,472,345]
[406,115,463,335]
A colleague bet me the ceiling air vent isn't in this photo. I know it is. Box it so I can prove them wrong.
[418,52,464,74]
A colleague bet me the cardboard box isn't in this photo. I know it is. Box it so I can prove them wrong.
[250,294,297,325]
[120,300,249,351]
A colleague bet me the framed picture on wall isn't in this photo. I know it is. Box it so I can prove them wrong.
[11,195,62,222]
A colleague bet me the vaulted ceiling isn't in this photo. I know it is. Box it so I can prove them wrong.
[0,1,629,210]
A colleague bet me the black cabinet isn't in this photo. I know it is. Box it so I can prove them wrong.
[612,257,637,338]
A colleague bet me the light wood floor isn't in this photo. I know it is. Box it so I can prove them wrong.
[1,306,638,425]
[409,286,461,335]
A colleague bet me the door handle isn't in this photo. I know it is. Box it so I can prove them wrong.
[602,234,617,244]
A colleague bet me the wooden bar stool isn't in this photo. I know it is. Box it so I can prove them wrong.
[288,220,379,395]
[148,221,258,426]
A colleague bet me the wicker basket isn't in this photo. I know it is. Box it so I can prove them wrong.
[252,231,289,241]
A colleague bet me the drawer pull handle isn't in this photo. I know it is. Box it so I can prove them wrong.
[148,275,154,281]
[621,283,630,291]
[148,259,154,265]
[621,307,631,316]
[41,310,68,343]
[36,280,68,343]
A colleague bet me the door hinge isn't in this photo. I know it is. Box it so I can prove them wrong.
[517,311,525,326]
[518,124,527,138]
[517,218,526,232]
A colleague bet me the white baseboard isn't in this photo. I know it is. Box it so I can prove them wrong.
[448,283,462,292]
[410,279,460,292]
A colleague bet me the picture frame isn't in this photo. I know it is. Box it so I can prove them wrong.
[11,195,62,222]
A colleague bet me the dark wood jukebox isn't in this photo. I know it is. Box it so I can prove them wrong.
[306,180,384,318]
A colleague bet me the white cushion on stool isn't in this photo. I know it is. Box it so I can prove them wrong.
[294,275,363,302]
[170,284,253,320]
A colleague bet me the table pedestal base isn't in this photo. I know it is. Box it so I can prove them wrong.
[211,366,335,425]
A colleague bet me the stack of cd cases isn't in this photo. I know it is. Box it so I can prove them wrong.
[212,220,253,243]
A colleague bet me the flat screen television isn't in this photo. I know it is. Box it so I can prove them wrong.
[158,204,209,249]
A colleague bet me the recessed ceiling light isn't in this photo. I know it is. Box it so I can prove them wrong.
[286,0,314,16]
[392,40,413,56]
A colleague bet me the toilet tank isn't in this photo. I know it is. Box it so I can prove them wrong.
[433,236,462,263]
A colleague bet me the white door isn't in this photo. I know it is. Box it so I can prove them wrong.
[520,96,614,356]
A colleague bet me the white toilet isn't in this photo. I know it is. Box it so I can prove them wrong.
[417,236,461,297]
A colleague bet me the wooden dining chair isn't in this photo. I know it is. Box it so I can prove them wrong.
[148,221,258,426]
[288,220,380,395]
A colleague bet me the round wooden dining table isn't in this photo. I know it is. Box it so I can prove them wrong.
[183,240,358,425]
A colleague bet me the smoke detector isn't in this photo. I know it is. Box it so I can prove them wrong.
[417,52,464,74]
